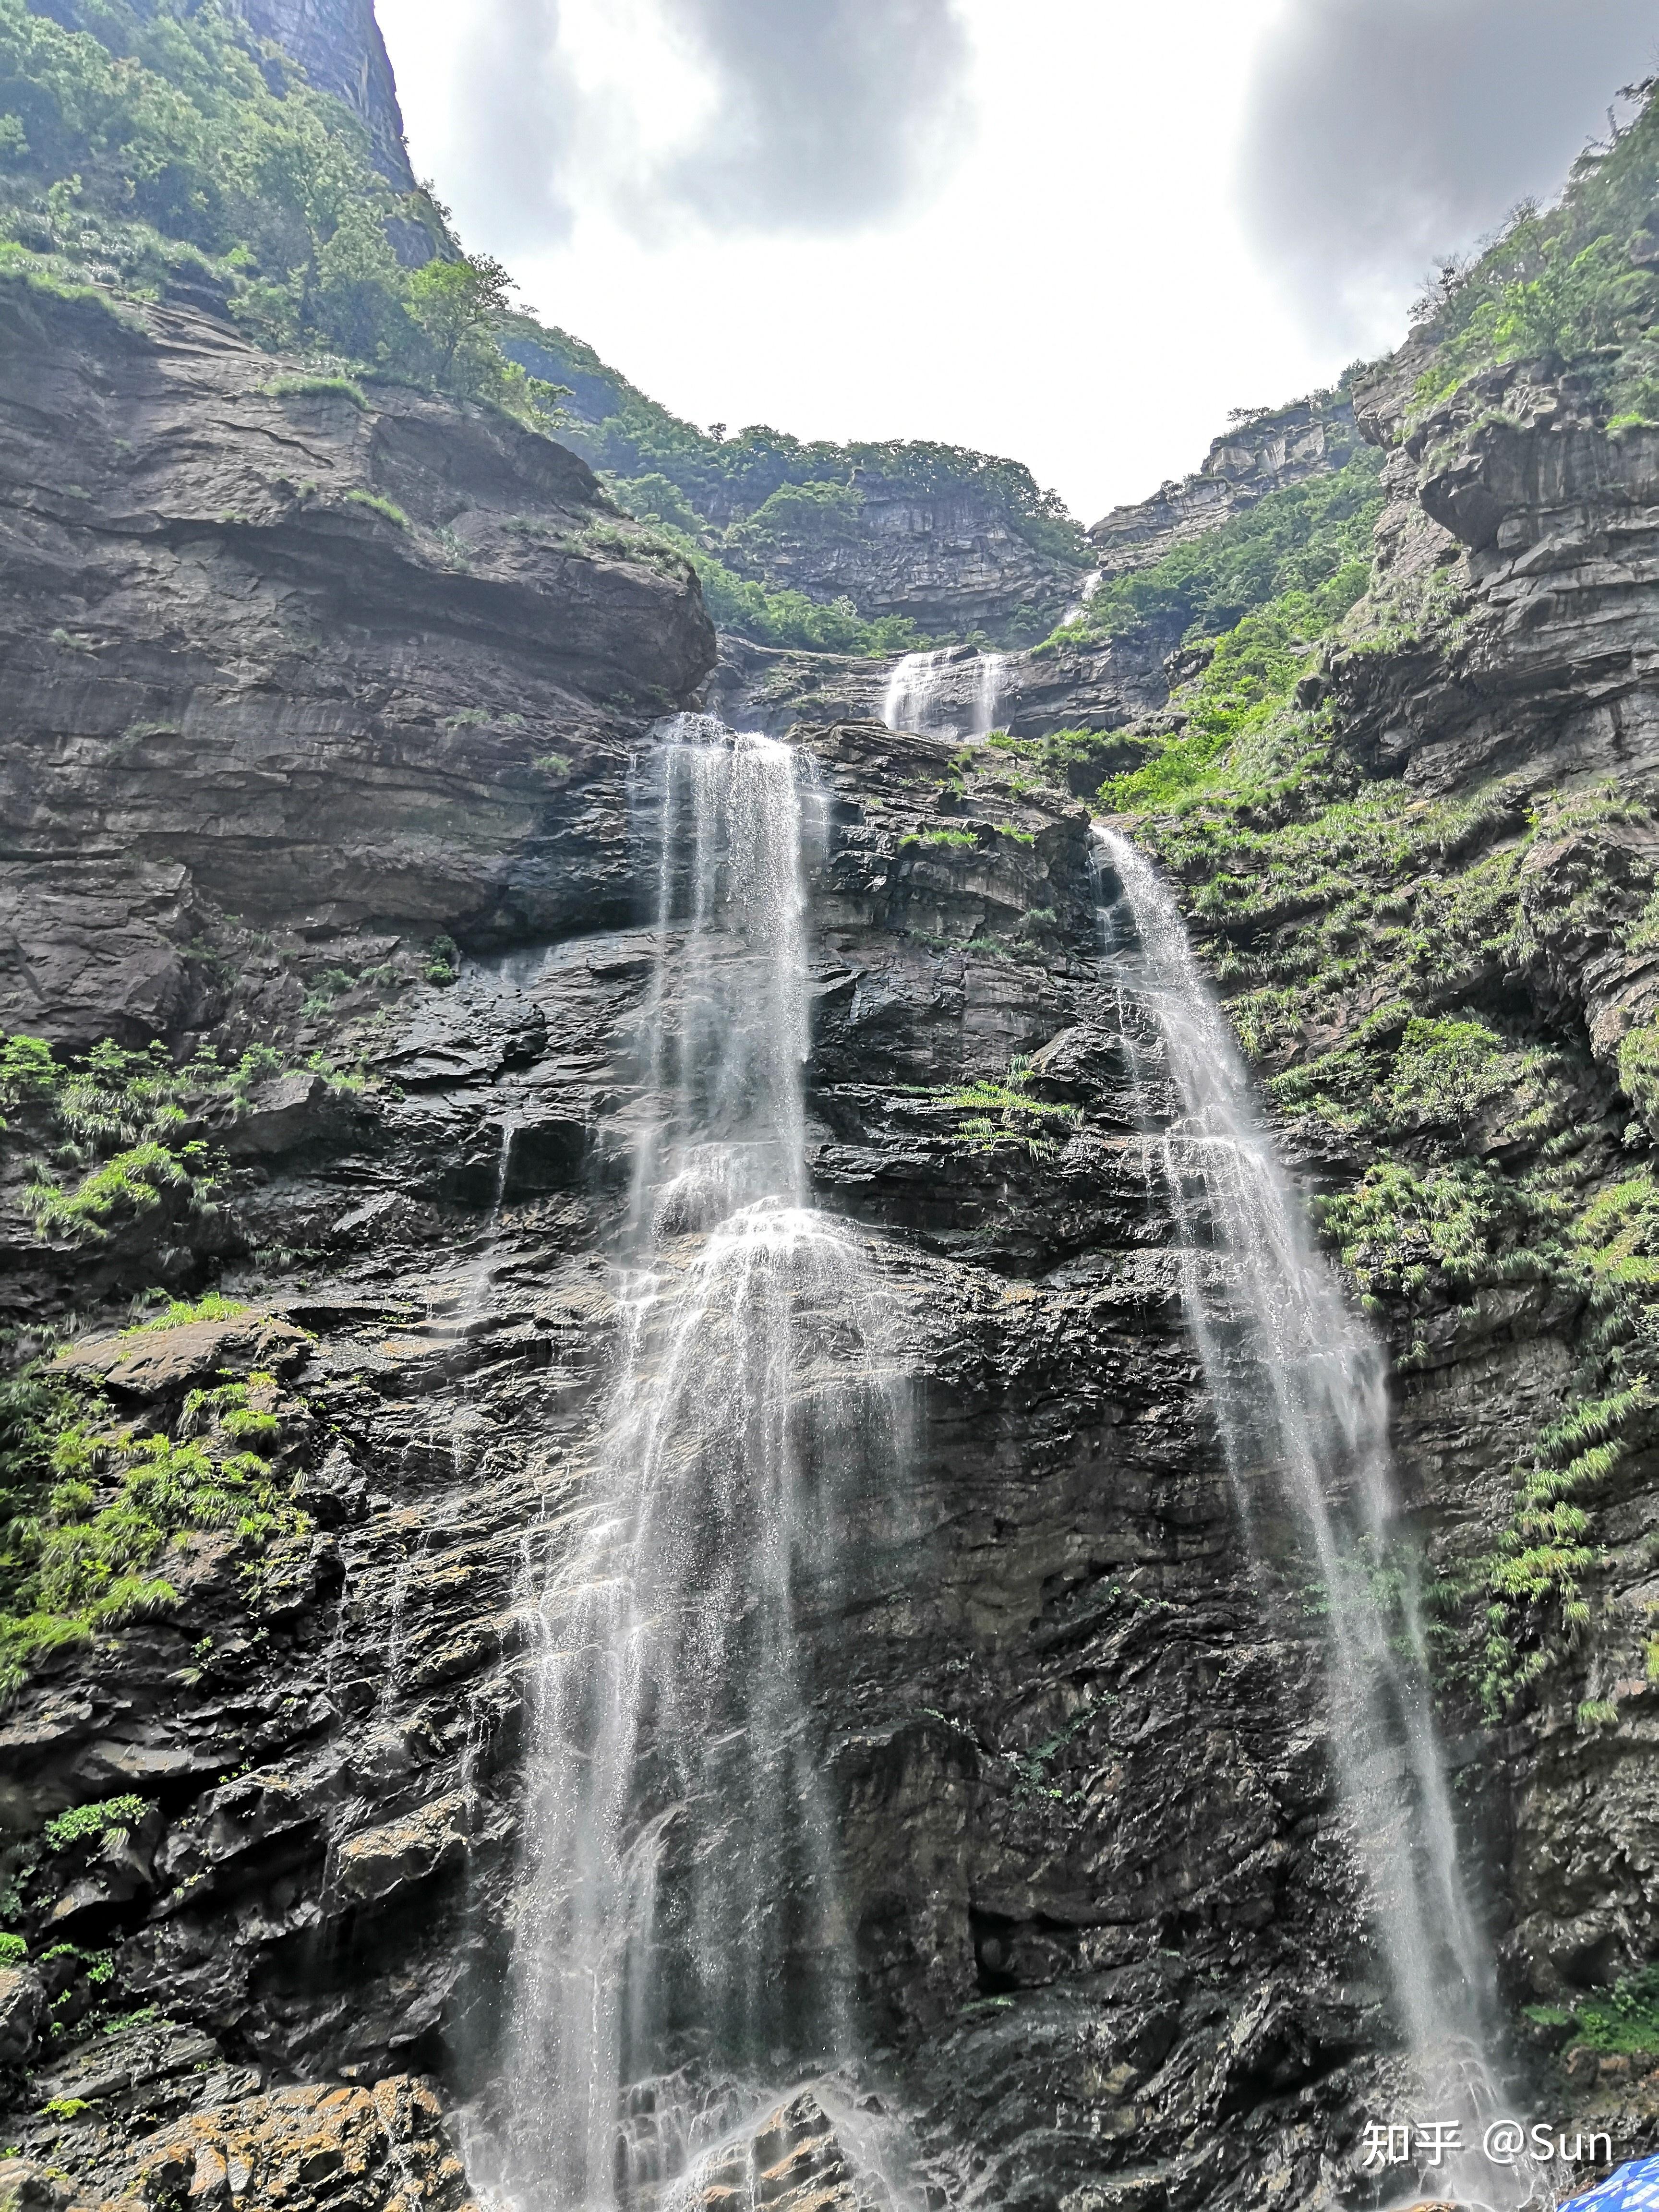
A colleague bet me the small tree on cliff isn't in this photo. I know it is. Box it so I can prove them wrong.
[406,252,516,388]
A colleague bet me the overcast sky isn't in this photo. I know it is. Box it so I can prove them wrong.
[375,0,1658,524]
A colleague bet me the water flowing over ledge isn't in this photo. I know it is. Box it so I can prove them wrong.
[1093,826,1538,2212]
[481,722,914,2211]
[881,649,1006,743]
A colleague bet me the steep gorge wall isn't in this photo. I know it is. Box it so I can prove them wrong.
[719,479,1076,636]
[4,119,1659,2212]
[1131,330,1659,2143]
[1338,346,1659,2009]
[225,0,415,189]
[498,325,1089,646]
[682,293,1659,2210]
[0,291,1491,2212]
[0,282,711,1065]
[1088,391,1357,574]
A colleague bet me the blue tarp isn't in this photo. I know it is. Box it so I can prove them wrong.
[1565,2157,1659,2212]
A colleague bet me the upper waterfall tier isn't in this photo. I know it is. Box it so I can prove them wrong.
[880,649,1007,742]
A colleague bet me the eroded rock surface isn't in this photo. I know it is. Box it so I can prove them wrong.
[706,628,1171,750]
[4,252,1659,2212]
[1088,392,1357,570]
[0,285,713,1048]
[0,711,1428,2212]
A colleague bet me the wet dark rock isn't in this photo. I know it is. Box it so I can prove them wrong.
[708,627,1169,751]
[0,1967,46,2066]
[702,634,892,735]
[0,286,714,1048]
[0,711,1370,2211]
[58,2069,474,2212]
[2,213,1654,2212]
[217,1071,361,1161]
[0,2162,74,2212]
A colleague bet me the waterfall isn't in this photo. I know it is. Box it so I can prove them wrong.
[489,720,901,2210]
[881,648,948,737]
[881,647,1007,741]
[973,650,1005,738]
[1058,569,1102,629]
[1094,827,1518,2206]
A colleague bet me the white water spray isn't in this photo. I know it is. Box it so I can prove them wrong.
[1058,569,1102,629]
[880,649,947,737]
[881,648,1006,741]
[490,721,903,2210]
[1094,826,1525,2209]
[974,650,1005,738]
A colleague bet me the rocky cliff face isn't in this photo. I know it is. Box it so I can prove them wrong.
[0,281,712,1063]
[1329,344,1659,2012]
[226,0,415,190]
[4,133,1659,2212]
[497,325,1088,648]
[1088,391,1355,575]
[707,627,1170,749]
[1109,317,1659,2180]
[0,690,1423,2212]
[720,480,1077,638]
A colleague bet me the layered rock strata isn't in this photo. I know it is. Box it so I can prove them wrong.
[6,223,1659,2212]
[718,478,1079,637]
[0,283,713,1060]
[707,630,1169,747]
[1088,391,1356,573]
[0,707,1383,2211]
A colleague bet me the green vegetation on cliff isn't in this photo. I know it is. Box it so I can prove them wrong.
[1076,77,1659,1727]
[1,1031,364,1249]
[1099,597,1344,811]
[982,433,1390,812]
[501,314,1088,649]
[1037,439,1384,658]
[1527,1965,1659,2055]
[606,470,924,656]
[1413,73,1659,421]
[0,0,1086,651]
[0,1051,365,1704]
[3,1033,249,1245]
[932,1058,1081,1160]
[0,1362,303,1695]
[3,1033,223,1244]
[1118,709,1659,1715]
[503,313,1088,562]
[0,0,564,418]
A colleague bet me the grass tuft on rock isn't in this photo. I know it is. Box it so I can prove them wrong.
[0,1366,305,1701]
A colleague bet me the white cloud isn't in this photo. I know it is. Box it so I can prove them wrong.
[377,0,1647,522]
[1237,0,1659,353]
[390,0,973,251]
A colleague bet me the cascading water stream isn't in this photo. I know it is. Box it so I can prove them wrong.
[974,650,1005,738]
[881,648,1006,741]
[1094,826,1527,2209]
[1058,569,1102,629]
[880,648,945,737]
[488,720,902,2211]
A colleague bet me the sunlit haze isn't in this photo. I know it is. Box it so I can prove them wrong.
[376,0,1657,523]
